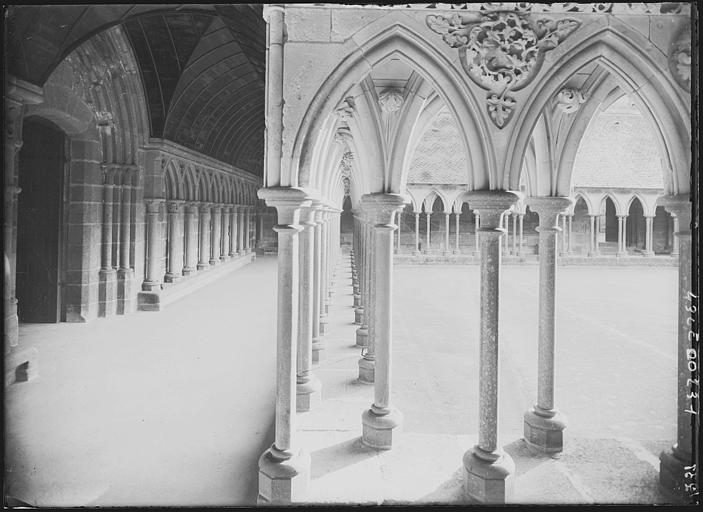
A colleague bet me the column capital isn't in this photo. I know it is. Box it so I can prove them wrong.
[166,199,184,213]
[199,202,212,213]
[185,202,200,214]
[299,205,317,227]
[525,196,573,229]
[360,193,405,226]
[211,203,222,212]
[258,186,312,226]
[659,194,692,232]
[144,198,163,214]
[465,190,519,229]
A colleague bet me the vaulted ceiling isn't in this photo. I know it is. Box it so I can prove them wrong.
[6,4,265,177]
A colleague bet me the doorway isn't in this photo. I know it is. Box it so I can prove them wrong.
[16,116,67,323]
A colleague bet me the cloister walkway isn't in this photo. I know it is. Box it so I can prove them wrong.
[5,253,680,506]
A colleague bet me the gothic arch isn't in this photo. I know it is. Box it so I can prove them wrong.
[289,19,492,197]
[573,193,593,216]
[599,193,622,216]
[506,20,691,197]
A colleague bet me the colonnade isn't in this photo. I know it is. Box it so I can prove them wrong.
[141,200,254,292]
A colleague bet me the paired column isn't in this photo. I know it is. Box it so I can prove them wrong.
[99,169,117,316]
[197,203,212,270]
[358,210,374,383]
[183,203,199,275]
[658,195,694,500]
[164,200,184,282]
[238,205,246,256]
[229,206,238,258]
[414,212,420,255]
[355,211,369,349]
[566,215,573,254]
[644,216,655,256]
[220,206,231,262]
[142,199,164,290]
[455,212,461,254]
[523,197,572,453]
[257,187,311,504]
[360,193,405,449]
[463,191,518,504]
[587,214,597,256]
[117,171,135,314]
[474,212,480,255]
[425,212,431,254]
[296,204,321,411]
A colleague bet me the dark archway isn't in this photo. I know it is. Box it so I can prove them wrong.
[604,197,618,244]
[626,197,646,251]
[16,116,67,323]
[571,197,590,255]
[653,205,674,254]
[340,195,353,245]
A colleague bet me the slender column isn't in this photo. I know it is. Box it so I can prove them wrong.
[512,213,518,256]
[112,180,122,270]
[414,212,420,255]
[257,186,311,505]
[142,199,163,290]
[117,176,134,314]
[319,209,330,334]
[101,176,114,271]
[463,191,518,504]
[324,210,333,308]
[245,206,252,253]
[359,211,375,383]
[296,205,321,411]
[617,215,627,256]
[444,212,451,255]
[356,213,369,348]
[238,205,246,256]
[523,197,572,453]
[559,214,568,256]
[567,215,573,254]
[220,206,231,262]
[455,212,461,254]
[229,206,237,257]
[587,215,596,256]
[644,216,655,256]
[595,215,602,255]
[99,171,117,317]
[183,203,199,275]
[352,214,362,319]
[518,214,524,257]
[396,211,401,254]
[164,200,184,282]
[197,204,211,270]
[361,193,405,449]
[658,196,693,501]
[312,205,325,362]
[425,212,431,254]
[210,204,221,266]
[672,215,680,256]
[474,212,480,255]
[502,212,510,254]
[257,210,265,249]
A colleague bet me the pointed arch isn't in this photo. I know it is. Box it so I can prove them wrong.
[573,192,593,216]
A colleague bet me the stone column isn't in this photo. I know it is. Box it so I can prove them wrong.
[672,215,680,256]
[238,205,246,256]
[318,209,329,336]
[142,199,163,291]
[644,216,655,256]
[112,180,122,271]
[352,214,362,320]
[197,203,211,270]
[444,212,451,255]
[455,212,461,254]
[617,215,627,256]
[658,195,693,500]
[230,206,239,257]
[414,212,420,255]
[323,210,332,313]
[425,212,431,254]
[209,204,221,266]
[396,211,401,254]
[474,212,480,256]
[358,210,374,382]
[164,200,184,282]
[297,205,321,411]
[99,170,117,317]
[312,204,325,363]
[245,206,252,253]
[463,190,518,504]
[518,214,525,257]
[183,203,199,275]
[257,186,311,505]
[361,193,405,449]
[356,213,370,348]
[117,175,134,314]
[567,215,573,254]
[559,214,568,256]
[220,206,231,262]
[512,212,518,256]
[523,197,572,453]
[587,215,596,257]
[502,212,510,254]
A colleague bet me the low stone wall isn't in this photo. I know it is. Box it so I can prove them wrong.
[394,254,678,266]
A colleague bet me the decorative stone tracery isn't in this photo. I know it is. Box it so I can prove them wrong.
[426,11,581,128]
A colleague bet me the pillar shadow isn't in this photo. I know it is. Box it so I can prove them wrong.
[310,437,377,480]
[503,438,560,477]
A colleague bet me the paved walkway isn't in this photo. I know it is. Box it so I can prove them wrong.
[4,252,683,506]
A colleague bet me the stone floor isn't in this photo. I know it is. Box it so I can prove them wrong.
[4,251,685,506]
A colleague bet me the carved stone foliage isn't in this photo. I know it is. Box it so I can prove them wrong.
[335,97,355,121]
[340,151,354,178]
[378,89,404,113]
[427,11,581,128]
[556,88,586,113]
[669,23,691,92]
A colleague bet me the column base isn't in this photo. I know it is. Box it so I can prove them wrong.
[523,407,567,453]
[616,251,627,257]
[643,250,655,257]
[238,250,246,257]
[659,446,695,502]
[257,446,311,505]
[353,294,360,308]
[164,272,183,283]
[220,255,230,263]
[117,268,135,315]
[311,338,325,363]
[463,446,515,504]
[358,356,374,384]
[98,269,117,318]
[356,326,368,347]
[182,267,197,277]
[137,291,162,312]
[197,263,210,271]
[361,407,403,450]
[209,259,220,267]
[296,375,322,412]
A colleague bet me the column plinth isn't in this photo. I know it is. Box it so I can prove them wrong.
[462,191,517,504]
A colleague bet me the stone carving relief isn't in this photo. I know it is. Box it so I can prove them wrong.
[335,98,355,121]
[340,151,353,179]
[427,11,581,128]
[378,89,405,113]
[334,3,687,14]
[669,23,691,92]
[555,88,586,113]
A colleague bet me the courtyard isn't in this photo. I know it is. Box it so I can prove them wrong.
[4,254,679,506]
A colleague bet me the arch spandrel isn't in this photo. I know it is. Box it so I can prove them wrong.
[505,18,691,197]
[285,16,492,196]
